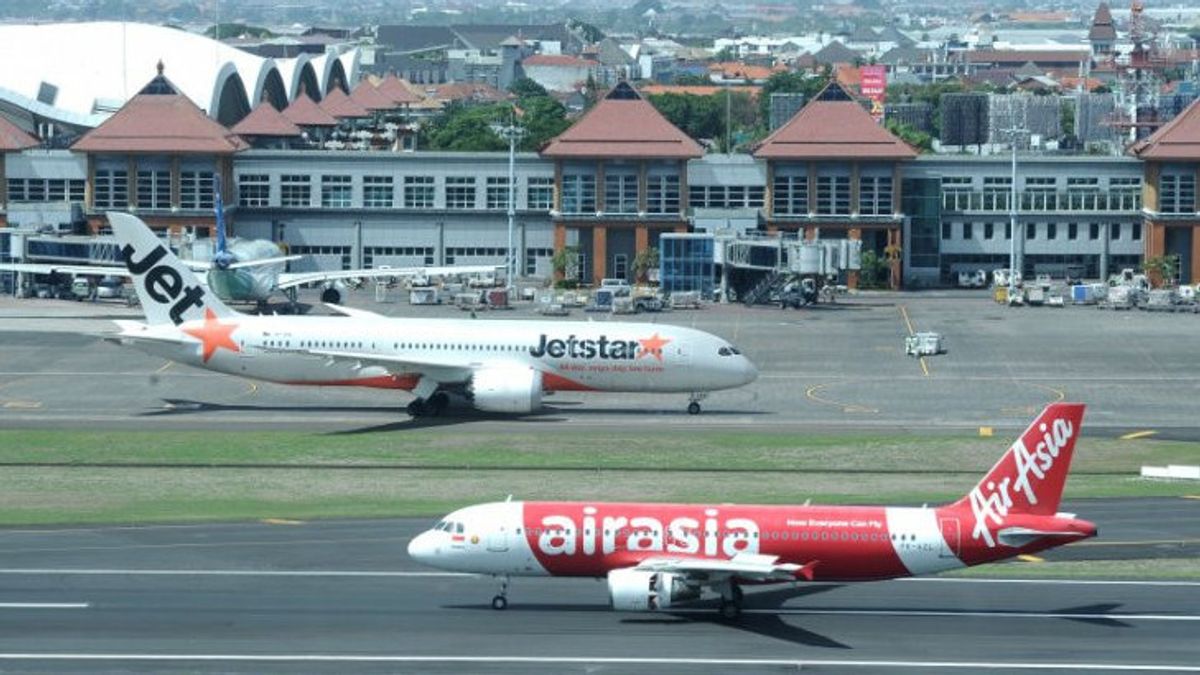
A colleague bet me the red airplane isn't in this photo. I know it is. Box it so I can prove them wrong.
[408,403,1095,618]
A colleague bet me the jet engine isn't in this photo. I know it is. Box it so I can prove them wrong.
[320,282,343,305]
[469,366,543,414]
[607,569,700,612]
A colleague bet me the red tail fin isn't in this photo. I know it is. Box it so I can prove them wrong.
[953,403,1086,521]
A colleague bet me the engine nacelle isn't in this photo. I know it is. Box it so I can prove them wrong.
[607,568,700,612]
[469,366,543,414]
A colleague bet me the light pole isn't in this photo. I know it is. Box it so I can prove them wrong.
[1000,125,1026,297]
[496,122,526,292]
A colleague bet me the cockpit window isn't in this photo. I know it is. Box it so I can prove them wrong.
[434,521,447,531]
[718,346,742,356]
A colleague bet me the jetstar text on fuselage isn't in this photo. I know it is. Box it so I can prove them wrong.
[530,334,654,360]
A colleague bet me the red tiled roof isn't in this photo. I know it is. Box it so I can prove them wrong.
[282,94,338,127]
[966,50,1089,64]
[231,101,303,137]
[709,61,782,81]
[523,54,598,68]
[375,74,422,105]
[72,93,248,154]
[754,99,917,160]
[421,82,509,103]
[321,88,371,118]
[1089,2,1117,41]
[1131,98,1200,161]
[0,116,37,151]
[541,83,703,159]
[350,79,396,111]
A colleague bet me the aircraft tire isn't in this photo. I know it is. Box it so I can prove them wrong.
[429,392,449,416]
[406,399,428,417]
[687,401,701,415]
[491,595,508,610]
[719,598,741,620]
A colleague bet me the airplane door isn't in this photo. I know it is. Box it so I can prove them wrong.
[671,340,691,366]
[939,518,960,558]
[487,525,510,552]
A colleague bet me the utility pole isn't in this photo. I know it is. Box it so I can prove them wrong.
[1000,124,1027,296]
[497,119,526,292]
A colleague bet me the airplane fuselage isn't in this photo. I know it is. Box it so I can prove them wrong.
[408,499,1096,582]
[128,314,758,394]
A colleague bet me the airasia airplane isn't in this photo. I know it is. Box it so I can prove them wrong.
[104,212,757,416]
[408,403,1095,618]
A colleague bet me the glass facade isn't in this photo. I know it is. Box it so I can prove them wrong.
[659,234,715,297]
[902,178,941,269]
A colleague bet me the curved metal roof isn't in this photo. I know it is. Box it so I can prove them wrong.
[0,22,358,128]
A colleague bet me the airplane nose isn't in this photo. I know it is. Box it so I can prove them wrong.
[407,531,437,563]
[741,358,759,384]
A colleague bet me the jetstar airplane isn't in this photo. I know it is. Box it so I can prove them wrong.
[104,212,757,416]
[408,403,1095,617]
[2,179,499,310]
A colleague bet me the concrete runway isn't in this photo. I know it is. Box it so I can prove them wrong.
[2,290,1200,436]
[0,499,1197,673]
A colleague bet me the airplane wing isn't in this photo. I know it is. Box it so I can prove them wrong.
[0,262,129,277]
[226,255,304,270]
[0,261,214,276]
[267,346,475,383]
[634,553,815,583]
[322,303,386,319]
[276,265,503,290]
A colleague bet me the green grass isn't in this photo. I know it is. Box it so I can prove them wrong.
[0,429,1195,526]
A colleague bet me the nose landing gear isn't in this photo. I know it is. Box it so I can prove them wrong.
[687,392,708,415]
[491,575,510,610]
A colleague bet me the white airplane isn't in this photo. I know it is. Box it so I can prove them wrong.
[104,212,758,416]
[2,179,499,309]
[408,403,1095,618]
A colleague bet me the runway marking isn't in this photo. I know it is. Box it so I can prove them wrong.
[1121,430,1158,440]
[260,518,305,526]
[0,569,473,578]
[731,608,1200,622]
[904,577,1200,587]
[1017,554,1044,563]
[0,603,88,609]
[0,655,1193,671]
[153,361,173,374]
[2,400,42,409]
[804,384,879,414]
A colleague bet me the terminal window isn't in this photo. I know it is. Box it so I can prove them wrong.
[93,169,128,209]
[363,176,394,208]
[321,175,352,208]
[238,174,271,207]
[280,175,312,207]
[646,174,680,214]
[527,177,553,211]
[446,177,477,209]
[180,171,215,210]
[403,176,434,209]
[136,170,171,209]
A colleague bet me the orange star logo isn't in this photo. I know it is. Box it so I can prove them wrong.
[637,332,671,362]
[181,308,240,363]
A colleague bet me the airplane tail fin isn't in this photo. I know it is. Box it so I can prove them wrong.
[213,175,233,269]
[108,212,236,326]
[951,403,1086,519]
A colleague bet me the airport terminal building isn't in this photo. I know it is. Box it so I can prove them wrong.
[3,73,1198,289]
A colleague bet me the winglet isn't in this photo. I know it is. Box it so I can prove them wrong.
[797,560,820,581]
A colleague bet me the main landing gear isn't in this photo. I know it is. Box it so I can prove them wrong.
[407,392,449,418]
[717,580,743,620]
[491,575,510,610]
[687,392,708,415]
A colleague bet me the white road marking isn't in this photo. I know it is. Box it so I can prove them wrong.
[0,569,471,578]
[902,577,1200,587]
[729,608,1200,622]
[0,655,1192,671]
[0,603,88,609]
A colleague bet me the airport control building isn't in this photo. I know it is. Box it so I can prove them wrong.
[2,26,1199,290]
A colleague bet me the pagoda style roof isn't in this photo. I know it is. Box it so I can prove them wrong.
[1089,3,1117,42]
[282,93,338,127]
[1131,97,1200,161]
[321,87,371,118]
[350,79,396,111]
[0,116,37,151]
[375,74,422,105]
[754,90,916,161]
[231,101,302,137]
[72,73,248,154]
[540,82,702,160]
